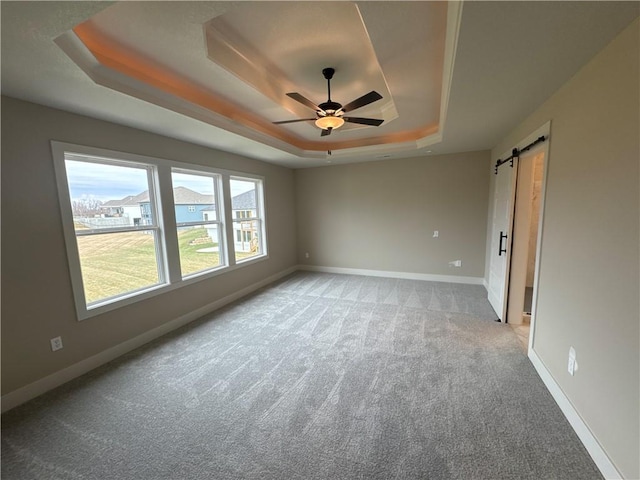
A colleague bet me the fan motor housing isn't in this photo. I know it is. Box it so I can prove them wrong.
[318,101,342,113]
[322,67,335,79]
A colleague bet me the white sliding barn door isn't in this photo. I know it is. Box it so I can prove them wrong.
[487,162,517,321]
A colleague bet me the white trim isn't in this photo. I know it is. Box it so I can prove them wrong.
[298,264,484,285]
[528,349,622,479]
[487,121,552,324]
[439,1,464,133]
[527,122,552,352]
[1,266,297,413]
[1,259,624,480]
[50,141,270,321]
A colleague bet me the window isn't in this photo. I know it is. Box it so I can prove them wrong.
[53,142,268,321]
[171,170,224,278]
[230,177,266,262]
[233,228,257,244]
[60,154,166,309]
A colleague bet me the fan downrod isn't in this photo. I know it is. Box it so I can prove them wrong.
[320,67,341,111]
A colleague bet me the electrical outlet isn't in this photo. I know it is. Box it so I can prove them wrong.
[305,252,310,259]
[433,230,439,238]
[567,356,575,376]
[568,346,578,376]
[50,336,63,352]
[448,260,462,267]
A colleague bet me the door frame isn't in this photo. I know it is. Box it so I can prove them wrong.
[507,146,546,325]
[525,122,551,353]
[490,121,551,352]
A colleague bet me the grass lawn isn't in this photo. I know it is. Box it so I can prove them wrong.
[77,228,222,304]
[176,227,221,277]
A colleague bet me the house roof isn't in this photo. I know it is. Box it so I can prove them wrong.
[231,190,256,210]
[102,191,149,208]
[102,187,213,207]
[172,186,214,205]
[103,187,253,210]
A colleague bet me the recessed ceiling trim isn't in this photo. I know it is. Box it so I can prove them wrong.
[72,22,311,147]
[204,3,398,131]
[71,23,397,153]
[439,1,464,133]
[55,3,460,160]
[203,18,307,120]
[65,22,449,157]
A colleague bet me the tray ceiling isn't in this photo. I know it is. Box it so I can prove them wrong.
[56,1,453,160]
[2,1,638,167]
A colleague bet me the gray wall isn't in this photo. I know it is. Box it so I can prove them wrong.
[1,97,297,395]
[487,19,639,478]
[295,151,490,278]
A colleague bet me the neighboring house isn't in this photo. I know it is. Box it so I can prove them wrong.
[101,186,214,226]
[99,187,259,250]
[231,189,258,253]
[148,186,214,224]
[101,191,150,226]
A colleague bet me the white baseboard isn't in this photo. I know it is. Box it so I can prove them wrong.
[4,265,620,480]
[2,264,479,412]
[1,266,297,413]
[298,264,484,285]
[528,349,622,479]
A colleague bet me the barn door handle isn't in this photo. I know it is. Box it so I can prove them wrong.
[499,231,508,256]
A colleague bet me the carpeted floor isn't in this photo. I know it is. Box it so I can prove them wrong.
[2,272,602,479]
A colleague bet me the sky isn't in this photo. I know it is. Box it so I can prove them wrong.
[66,160,255,202]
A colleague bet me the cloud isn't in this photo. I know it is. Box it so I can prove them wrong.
[65,160,257,202]
[172,171,214,195]
[66,160,148,202]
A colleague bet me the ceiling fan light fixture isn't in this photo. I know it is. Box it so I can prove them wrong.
[275,68,383,137]
[315,115,345,130]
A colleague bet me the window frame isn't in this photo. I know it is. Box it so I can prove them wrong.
[230,176,267,263]
[52,141,268,321]
[171,168,226,279]
[65,154,168,308]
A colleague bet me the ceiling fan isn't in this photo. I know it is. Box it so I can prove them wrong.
[273,68,384,137]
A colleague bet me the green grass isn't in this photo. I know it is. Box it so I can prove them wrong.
[176,228,221,277]
[77,228,222,304]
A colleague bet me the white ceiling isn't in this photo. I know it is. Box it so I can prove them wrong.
[2,1,638,168]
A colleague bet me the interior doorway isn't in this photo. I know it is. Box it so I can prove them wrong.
[487,122,550,352]
[508,149,545,324]
[507,150,545,350]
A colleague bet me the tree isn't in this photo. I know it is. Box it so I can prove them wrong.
[71,196,103,217]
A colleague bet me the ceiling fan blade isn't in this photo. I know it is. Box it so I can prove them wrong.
[273,118,316,125]
[321,127,333,137]
[344,117,384,127]
[341,91,383,112]
[286,92,322,112]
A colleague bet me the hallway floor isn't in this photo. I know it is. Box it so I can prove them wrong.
[510,317,530,351]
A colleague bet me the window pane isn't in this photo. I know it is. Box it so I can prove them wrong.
[171,171,216,224]
[171,170,221,277]
[231,178,262,262]
[76,230,160,305]
[233,221,261,261]
[177,225,222,277]
[65,160,153,231]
